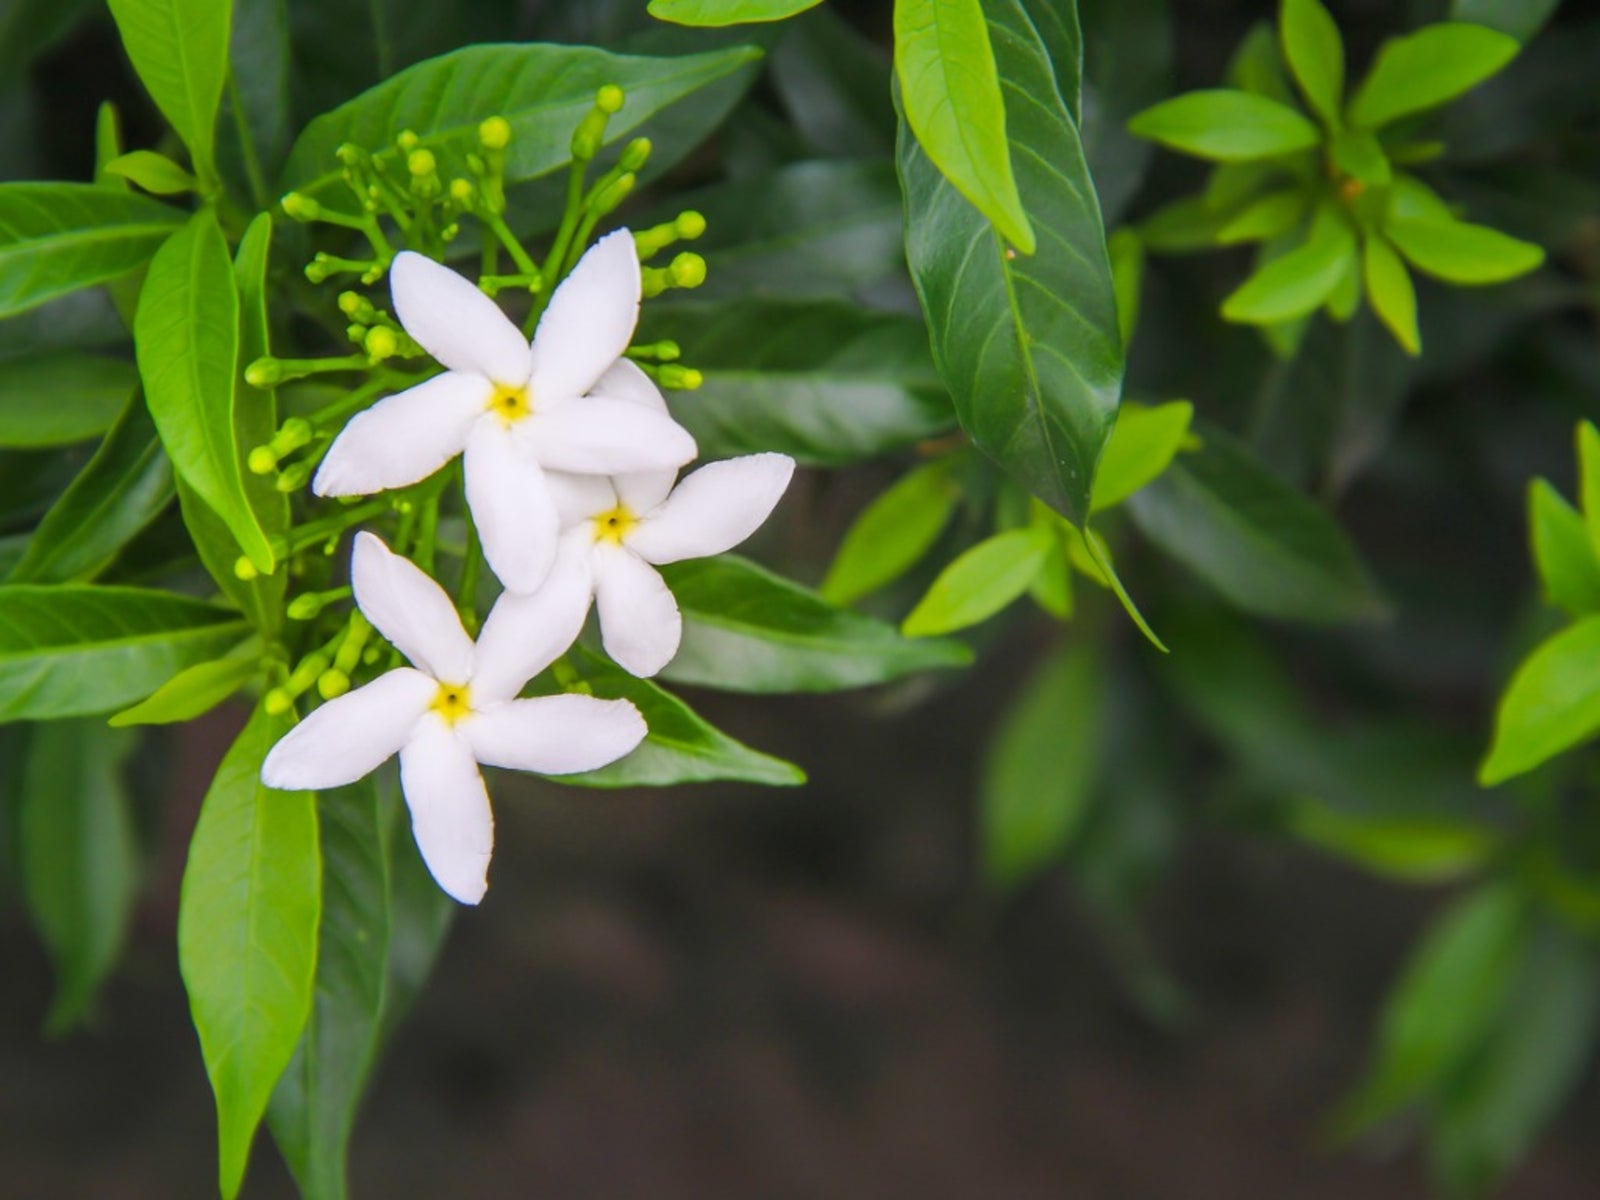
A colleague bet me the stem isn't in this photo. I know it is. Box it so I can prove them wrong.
[527,162,589,334]
[457,513,484,633]
[369,0,394,78]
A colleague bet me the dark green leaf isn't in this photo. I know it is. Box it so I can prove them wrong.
[1128,89,1320,161]
[178,704,320,1200]
[769,7,896,157]
[0,352,136,448]
[109,641,260,726]
[106,0,232,185]
[20,719,139,1033]
[821,459,961,605]
[221,0,292,202]
[641,299,953,466]
[1479,615,1600,785]
[1450,0,1560,42]
[0,585,245,720]
[0,183,181,319]
[649,0,822,25]
[1079,0,1173,225]
[898,0,1124,526]
[1279,0,1344,127]
[1346,22,1519,129]
[1385,216,1544,285]
[903,527,1052,637]
[1528,479,1600,618]
[1282,800,1496,882]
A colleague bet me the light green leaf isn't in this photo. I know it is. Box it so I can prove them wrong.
[662,554,972,691]
[1529,479,1600,618]
[1279,0,1344,127]
[106,0,231,186]
[1580,422,1600,564]
[640,300,953,466]
[1215,190,1308,245]
[821,459,961,606]
[649,0,822,25]
[898,0,1123,527]
[1362,233,1419,355]
[1282,800,1496,882]
[20,719,139,1033]
[1107,226,1144,346]
[1346,22,1519,129]
[1128,89,1321,161]
[1328,127,1390,185]
[903,526,1052,637]
[0,352,136,447]
[136,208,274,573]
[1385,216,1543,284]
[1076,524,1166,651]
[0,182,181,318]
[1027,528,1074,619]
[1091,400,1194,513]
[982,640,1103,885]
[894,0,1034,253]
[0,585,246,721]
[1480,615,1600,785]
[109,641,260,726]
[104,149,198,195]
[179,704,320,1200]
[1222,207,1357,324]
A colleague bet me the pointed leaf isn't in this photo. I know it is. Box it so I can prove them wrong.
[821,459,961,605]
[1347,22,1519,129]
[1529,479,1600,618]
[106,0,231,185]
[109,642,260,726]
[1362,233,1419,354]
[1280,0,1344,127]
[903,527,1052,637]
[1128,89,1321,161]
[0,352,136,447]
[1385,216,1543,284]
[649,0,823,25]
[1222,211,1357,324]
[1091,400,1194,512]
[1480,616,1600,785]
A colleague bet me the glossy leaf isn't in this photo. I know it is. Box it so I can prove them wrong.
[1385,217,1544,285]
[903,526,1053,637]
[1529,479,1600,618]
[898,0,1123,526]
[1346,22,1519,129]
[136,208,274,573]
[564,648,805,787]
[220,0,292,200]
[1090,400,1193,513]
[0,585,245,721]
[103,150,197,195]
[179,705,320,1200]
[284,43,763,207]
[982,640,1103,885]
[769,6,896,157]
[0,183,181,318]
[1480,616,1600,785]
[6,395,174,583]
[894,0,1034,253]
[1362,233,1419,355]
[821,459,961,605]
[19,719,139,1033]
[1127,423,1388,624]
[109,642,260,726]
[641,300,953,466]
[649,0,822,25]
[0,352,136,448]
[1128,89,1320,161]
[1222,210,1357,324]
[1079,0,1174,225]
[106,0,231,185]
[662,554,972,691]
[1279,0,1344,127]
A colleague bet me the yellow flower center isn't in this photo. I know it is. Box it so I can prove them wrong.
[594,504,637,544]
[431,682,473,725]
[488,382,532,424]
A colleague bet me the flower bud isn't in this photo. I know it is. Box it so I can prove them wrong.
[317,669,351,700]
[596,85,625,114]
[276,461,312,492]
[396,130,420,153]
[365,326,399,361]
[591,172,635,215]
[449,177,474,205]
[669,252,706,289]
[263,688,293,715]
[676,210,706,240]
[335,143,366,168]
[337,291,365,318]
[248,446,278,476]
[245,357,283,388]
[275,418,313,452]
[287,594,325,621]
[280,191,320,221]
[658,365,703,390]
[478,116,512,150]
[618,137,652,173]
[234,556,259,581]
[346,323,368,344]
[407,148,436,178]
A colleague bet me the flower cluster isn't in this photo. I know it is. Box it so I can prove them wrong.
[262,232,796,904]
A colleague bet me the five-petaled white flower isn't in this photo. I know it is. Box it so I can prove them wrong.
[262,532,646,904]
[313,230,699,593]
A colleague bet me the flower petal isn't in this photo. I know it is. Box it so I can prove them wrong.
[351,531,476,682]
[399,714,494,905]
[626,453,796,565]
[593,543,682,677]
[313,373,486,497]
[527,229,641,402]
[470,537,596,704]
[526,398,697,475]
[463,421,559,593]
[588,357,668,413]
[261,668,435,790]
[544,471,616,527]
[390,251,532,384]
[464,694,646,775]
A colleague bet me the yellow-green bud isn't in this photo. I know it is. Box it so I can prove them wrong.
[245,357,282,387]
[592,172,635,214]
[276,418,312,450]
[407,148,436,178]
[478,116,512,150]
[281,191,320,221]
[263,688,292,715]
[365,326,399,360]
[657,340,681,362]
[397,130,420,153]
[618,137,651,173]
[669,252,706,289]
[248,446,278,475]
[676,210,706,240]
[305,257,332,284]
[346,323,368,344]
[338,291,364,317]
[597,85,625,114]
[659,365,702,390]
[276,461,312,492]
[449,177,474,204]
[336,143,365,167]
[287,594,324,621]
[234,556,259,581]
[317,670,350,700]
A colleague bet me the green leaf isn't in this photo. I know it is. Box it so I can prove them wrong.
[563,648,805,787]
[1127,422,1389,624]
[821,459,961,606]
[1385,216,1544,285]
[640,300,953,466]
[268,775,454,1200]
[1076,524,1167,651]
[0,352,136,448]
[179,704,320,1200]
[1580,421,1600,564]
[7,394,174,583]
[109,641,260,726]
[1449,0,1560,43]
[903,526,1052,637]
[220,0,292,201]
[1080,0,1174,225]
[769,6,896,157]
[1215,189,1308,245]
[1091,400,1194,513]
[649,0,822,25]
[1222,208,1357,324]
[136,208,274,574]
[982,640,1103,886]
[1128,89,1321,162]
[1346,22,1519,129]
[1328,127,1390,185]
[661,554,972,690]
[1362,233,1419,355]
[898,0,1123,526]
[1107,227,1144,346]
[103,149,198,195]
[1228,19,1296,105]
[106,0,231,186]
[0,585,245,721]
[0,182,182,319]
[894,0,1034,253]
[1480,616,1600,785]
[1282,801,1496,883]
[19,719,139,1033]
[1279,0,1344,127]
[284,43,763,209]
[1529,479,1600,618]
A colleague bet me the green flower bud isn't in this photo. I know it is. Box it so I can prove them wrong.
[407,148,436,178]
[659,365,703,390]
[479,116,512,150]
[335,143,365,167]
[234,556,260,581]
[281,191,320,221]
[346,323,368,344]
[449,177,474,204]
[276,418,312,451]
[592,172,635,215]
[396,130,420,153]
[618,137,652,173]
[247,445,278,476]
[287,594,325,621]
[597,85,625,114]
[263,688,292,715]
[276,461,312,492]
[676,210,706,240]
[244,357,282,387]
[365,326,399,360]
[317,670,350,700]
[656,340,681,362]
[669,252,706,289]
[305,256,332,284]
[338,291,364,318]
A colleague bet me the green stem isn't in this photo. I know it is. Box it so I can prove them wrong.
[225,70,270,212]
[457,514,484,633]
[527,163,589,334]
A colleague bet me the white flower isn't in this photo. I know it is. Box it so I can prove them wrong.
[313,231,699,593]
[261,532,647,905]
